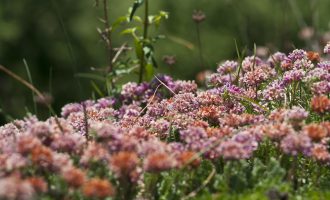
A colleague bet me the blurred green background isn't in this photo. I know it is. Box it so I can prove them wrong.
[1,0,330,125]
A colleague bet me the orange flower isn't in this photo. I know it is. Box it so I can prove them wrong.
[31,146,53,167]
[61,167,86,188]
[303,123,327,141]
[110,151,139,178]
[144,152,176,172]
[177,151,200,168]
[17,136,41,155]
[312,144,330,162]
[26,177,48,193]
[82,178,115,198]
[311,95,330,114]
[307,51,320,62]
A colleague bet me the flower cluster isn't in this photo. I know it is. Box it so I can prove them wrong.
[1,44,330,199]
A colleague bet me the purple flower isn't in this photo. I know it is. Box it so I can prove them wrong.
[241,68,270,86]
[61,103,82,118]
[283,68,305,85]
[318,61,330,71]
[217,60,238,74]
[207,73,233,87]
[293,58,314,70]
[285,106,308,122]
[172,80,198,94]
[268,52,287,66]
[217,140,250,160]
[94,97,116,109]
[288,49,307,61]
[242,56,263,72]
[312,81,330,95]
[180,126,208,152]
[167,93,199,113]
[280,133,313,156]
[262,80,285,101]
[304,68,328,82]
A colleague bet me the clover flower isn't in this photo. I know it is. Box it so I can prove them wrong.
[61,103,82,118]
[207,73,233,87]
[293,58,314,70]
[318,61,330,71]
[283,68,305,85]
[172,80,198,94]
[217,140,250,160]
[217,60,238,74]
[262,80,285,101]
[167,93,199,113]
[280,133,313,156]
[288,49,307,61]
[285,106,308,122]
[268,52,287,66]
[311,81,330,95]
[304,67,328,82]
[242,56,263,72]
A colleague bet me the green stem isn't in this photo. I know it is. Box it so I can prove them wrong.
[292,156,298,190]
[103,0,115,93]
[196,23,204,69]
[139,0,149,83]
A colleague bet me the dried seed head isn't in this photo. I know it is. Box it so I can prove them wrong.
[192,10,206,23]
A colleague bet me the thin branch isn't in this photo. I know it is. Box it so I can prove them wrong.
[112,42,128,64]
[154,75,176,95]
[139,84,162,116]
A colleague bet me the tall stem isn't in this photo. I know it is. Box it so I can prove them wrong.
[102,0,115,93]
[139,0,149,83]
[196,23,204,69]
[103,0,113,73]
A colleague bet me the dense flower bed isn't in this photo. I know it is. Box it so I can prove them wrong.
[1,44,330,199]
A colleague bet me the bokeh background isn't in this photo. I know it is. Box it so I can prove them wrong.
[1,0,330,125]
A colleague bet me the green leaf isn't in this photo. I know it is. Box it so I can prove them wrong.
[145,63,154,81]
[112,16,128,31]
[90,81,105,97]
[75,73,105,82]
[121,27,137,35]
[129,0,144,21]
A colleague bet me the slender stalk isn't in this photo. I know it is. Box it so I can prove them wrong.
[0,64,64,133]
[139,0,149,83]
[103,0,113,73]
[102,0,116,94]
[292,156,298,190]
[23,59,38,116]
[196,23,204,69]
[82,102,89,140]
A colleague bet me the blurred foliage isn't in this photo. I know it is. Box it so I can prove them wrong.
[1,0,330,124]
